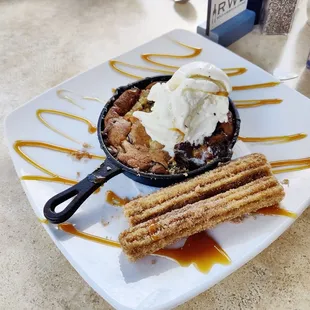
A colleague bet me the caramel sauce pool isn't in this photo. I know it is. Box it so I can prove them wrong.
[255,206,297,219]
[156,232,231,273]
[106,190,130,206]
[55,222,231,273]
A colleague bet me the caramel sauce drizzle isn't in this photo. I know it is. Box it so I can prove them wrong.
[239,133,307,144]
[271,157,310,174]
[13,140,105,185]
[141,40,246,77]
[232,82,280,91]
[106,190,130,206]
[110,40,281,96]
[39,218,49,224]
[156,231,231,273]
[141,40,202,69]
[109,60,174,80]
[21,175,78,185]
[58,223,121,248]
[110,59,277,93]
[110,40,246,79]
[223,67,247,77]
[57,89,84,109]
[189,74,227,92]
[57,89,104,109]
[36,109,97,145]
[183,88,229,97]
[273,166,310,174]
[215,91,229,97]
[255,206,297,219]
[82,96,104,103]
[235,99,283,109]
[170,128,185,143]
[109,59,247,80]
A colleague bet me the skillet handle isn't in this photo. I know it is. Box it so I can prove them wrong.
[43,159,122,224]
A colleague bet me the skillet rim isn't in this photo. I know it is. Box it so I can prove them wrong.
[97,75,241,182]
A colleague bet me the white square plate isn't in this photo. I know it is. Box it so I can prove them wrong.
[5,29,310,310]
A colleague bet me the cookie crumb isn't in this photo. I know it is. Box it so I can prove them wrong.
[83,142,91,149]
[71,149,92,161]
[231,216,245,223]
[76,172,80,178]
[151,259,157,265]
[281,179,289,186]
[195,185,201,192]
[101,219,110,227]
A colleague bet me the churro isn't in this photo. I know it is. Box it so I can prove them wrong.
[124,153,272,226]
[119,175,285,261]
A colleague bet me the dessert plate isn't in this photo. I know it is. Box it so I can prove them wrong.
[5,29,310,310]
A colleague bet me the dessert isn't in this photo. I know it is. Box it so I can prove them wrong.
[124,153,271,226]
[103,62,236,174]
[118,153,285,261]
[119,175,285,261]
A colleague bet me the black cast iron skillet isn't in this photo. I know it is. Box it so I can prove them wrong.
[44,75,241,224]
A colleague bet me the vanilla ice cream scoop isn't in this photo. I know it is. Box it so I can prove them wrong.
[133,62,232,156]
